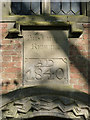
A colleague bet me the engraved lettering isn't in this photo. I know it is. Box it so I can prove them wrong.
[32,43,37,49]
[25,59,65,81]
[35,60,43,67]
[24,30,69,85]
[35,67,42,80]
[47,60,54,67]
[56,68,64,80]
[43,69,51,80]
[32,44,57,50]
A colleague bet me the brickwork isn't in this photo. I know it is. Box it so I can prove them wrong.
[0,23,22,94]
[0,23,89,94]
[69,24,89,94]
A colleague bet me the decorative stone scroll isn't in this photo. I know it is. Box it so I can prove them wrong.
[23,30,69,86]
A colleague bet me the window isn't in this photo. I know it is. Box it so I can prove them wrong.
[11,0,41,15]
[51,1,81,15]
[11,0,85,15]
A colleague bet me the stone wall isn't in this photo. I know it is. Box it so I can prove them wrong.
[0,23,89,94]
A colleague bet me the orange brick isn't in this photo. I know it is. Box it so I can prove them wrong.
[2,40,14,45]
[14,40,22,44]
[2,62,14,67]
[2,73,19,79]
[13,62,21,67]
[2,45,13,50]
[7,84,16,91]
[70,79,78,84]
[2,29,7,33]
[70,73,82,79]
[74,85,83,90]
[2,61,21,68]
[2,56,11,61]
[12,56,21,61]
[83,23,90,28]
[78,79,87,85]
[70,66,79,73]
[2,51,18,55]
[0,62,2,67]
[83,84,89,90]
[0,23,7,28]
[2,86,7,91]
[81,51,88,56]
[0,68,2,73]
[0,55,2,61]
[4,67,21,73]
[83,28,88,34]
[82,39,88,45]
[2,33,8,39]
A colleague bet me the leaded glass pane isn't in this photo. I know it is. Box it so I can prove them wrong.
[31,2,40,14]
[22,1,30,15]
[51,1,81,15]
[58,11,65,15]
[62,2,70,14]
[11,1,81,15]
[22,0,30,10]
[51,2,60,14]
[71,2,80,14]
[11,0,41,15]
[11,2,21,14]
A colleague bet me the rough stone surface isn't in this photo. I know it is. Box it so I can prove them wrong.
[1,95,90,120]
[23,30,69,86]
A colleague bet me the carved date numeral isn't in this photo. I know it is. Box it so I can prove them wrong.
[34,67,64,80]
[25,59,65,81]
[35,68,42,80]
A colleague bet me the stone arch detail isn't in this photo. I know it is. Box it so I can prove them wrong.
[0,84,90,120]
[1,95,90,120]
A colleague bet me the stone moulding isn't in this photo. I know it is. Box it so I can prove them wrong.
[1,19,83,38]
[15,21,83,38]
[0,84,90,120]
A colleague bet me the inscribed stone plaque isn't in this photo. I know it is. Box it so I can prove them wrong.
[23,30,69,86]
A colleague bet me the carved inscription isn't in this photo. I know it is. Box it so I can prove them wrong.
[23,30,69,85]
[32,44,59,50]
[24,58,68,84]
